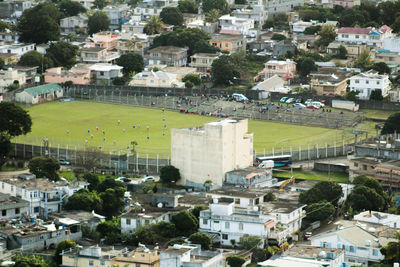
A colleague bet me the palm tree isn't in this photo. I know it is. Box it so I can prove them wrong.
[125,37,137,51]
[205,9,220,23]
[143,16,164,35]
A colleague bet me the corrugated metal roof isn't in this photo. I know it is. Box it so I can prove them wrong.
[24,83,62,96]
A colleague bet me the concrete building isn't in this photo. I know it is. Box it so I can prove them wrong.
[252,75,286,99]
[258,245,345,267]
[79,47,120,63]
[50,210,106,230]
[86,32,121,51]
[354,138,400,161]
[0,0,32,19]
[348,70,391,100]
[187,20,219,34]
[130,70,184,88]
[231,5,267,29]
[349,157,400,189]
[354,210,400,229]
[0,42,35,59]
[62,245,160,267]
[332,0,360,8]
[258,59,297,80]
[337,26,392,47]
[0,30,19,43]
[373,49,400,72]
[219,15,255,36]
[0,175,87,217]
[13,65,38,83]
[88,63,123,85]
[134,0,177,19]
[209,34,246,53]
[72,0,94,9]
[310,68,350,96]
[103,5,130,30]
[60,14,88,35]
[252,0,304,16]
[206,188,272,209]
[160,244,223,267]
[0,53,18,66]
[225,167,274,188]
[0,68,26,90]
[310,225,393,266]
[145,46,188,67]
[189,53,220,73]
[171,119,253,187]
[383,37,400,53]
[0,193,29,220]
[44,66,91,85]
[15,83,63,104]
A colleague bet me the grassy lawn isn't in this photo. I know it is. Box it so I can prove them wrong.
[17,101,369,156]
[359,109,396,120]
[273,170,349,183]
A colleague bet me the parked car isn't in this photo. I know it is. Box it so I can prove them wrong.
[141,176,155,183]
[59,159,71,165]
[116,176,131,183]
[320,100,327,105]
[279,97,288,103]
[311,101,325,108]
[305,99,313,106]
[295,98,302,103]
[293,103,306,108]
[286,97,295,104]
[307,105,319,109]
[305,232,313,240]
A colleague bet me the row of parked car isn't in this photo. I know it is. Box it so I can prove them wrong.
[279,97,327,109]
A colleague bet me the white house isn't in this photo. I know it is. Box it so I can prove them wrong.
[0,193,29,220]
[88,63,123,86]
[160,245,224,267]
[199,198,276,246]
[252,75,286,99]
[219,15,255,36]
[0,68,26,91]
[0,42,35,59]
[310,225,394,266]
[121,210,173,233]
[337,26,392,47]
[134,0,177,19]
[384,37,400,53]
[292,20,321,33]
[130,70,184,88]
[348,70,391,100]
[231,5,267,29]
[258,245,345,267]
[354,211,400,229]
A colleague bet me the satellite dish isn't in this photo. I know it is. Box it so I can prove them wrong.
[157,203,163,208]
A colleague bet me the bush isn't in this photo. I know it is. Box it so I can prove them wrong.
[188,232,212,249]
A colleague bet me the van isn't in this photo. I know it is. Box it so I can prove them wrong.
[232,93,248,102]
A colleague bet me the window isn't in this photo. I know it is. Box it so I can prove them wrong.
[225,43,229,48]
[363,165,367,171]
[15,208,20,214]
[377,81,380,85]
[349,246,355,252]
[355,80,359,84]
[11,186,13,192]
[168,54,172,59]
[100,261,105,266]
[136,264,140,267]
[355,35,359,39]
[89,260,94,266]
[373,249,378,256]
[366,80,369,84]
[354,162,358,167]
[222,234,228,240]
[145,219,150,225]
[203,219,208,224]
[214,220,219,224]
[1,183,3,189]
[225,222,230,229]
[1,210,6,216]
[100,71,104,76]
[152,53,159,57]
[239,223,243,230]
[34,207,39,213]
[126,218,131,225]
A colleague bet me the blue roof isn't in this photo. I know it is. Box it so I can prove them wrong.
[369,31,381,35]
[377,49,390,53]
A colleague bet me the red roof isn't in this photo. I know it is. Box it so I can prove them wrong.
[379,25,392,33]
[338,27,371,34]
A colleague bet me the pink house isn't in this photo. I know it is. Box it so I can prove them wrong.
[44,66,91,85]
[333,0,360,8]
[86,32,121,51]
[258,59,297,81]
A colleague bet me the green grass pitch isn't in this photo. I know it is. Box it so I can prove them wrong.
[17,101,357,157]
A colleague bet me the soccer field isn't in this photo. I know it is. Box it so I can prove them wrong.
[17,101,366,157]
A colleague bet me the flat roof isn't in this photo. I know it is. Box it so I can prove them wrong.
[207,188,268,199]
[260,201,305,213]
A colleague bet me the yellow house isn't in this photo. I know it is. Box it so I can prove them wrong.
[209,34,245,52]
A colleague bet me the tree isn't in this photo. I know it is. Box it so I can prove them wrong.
[182,74,201,86]
[346,90,358,101]
[239,234,262,250]
[354,50,372,71]
[304,25,321,35]
[28,157,60,181]
[271,34,286,41]
[54,240,76,265]
[202,0,228,13]
[315,24,336,47]
[305,201,335,222]
[391,16,400,33]
[160,165,181,184]
[226,255,246,267]
[370,89,383,101]
[372,62,391,74]
[88,11,110,35]
[160,7,183,26]
[18,51,53,73]
[336,45,347,59]
[347,185,385,212]
[188,232,212,249]
[58,0,86,16]
[83,173,100,191]
[152,221,176,238]
[99,188,125,218]
[93,0,110,9]
[352,175,388,206]
[46,41,78,69]
[193,39,220,54]
[178,0,198,14]
[76,146,107,171]
[171,210,198,236]
[129,0,143,7]
[13,254,51,267]
[143,16,164,35]
[296,57,317,77]
[116,53,144,75]
[381,232,400,265]
[205,9,220,23]
[17,3,62,44]
[211,55,240,85]
[299,181,343,206]
[382,112,400,135]
[96,217,121,244]
[0,21,10,32]
[64,189,103,212]
[0,102,32,168]
[112,76,127,85]
[0,58,4,70]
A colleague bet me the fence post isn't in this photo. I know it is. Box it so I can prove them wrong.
[263,148,265,157]
[146,154,149,173]
[272,147,275,157]
[316,144,319,159]
[136,152,139,173]
[57,144,60,160]
[299,145,301,161]
[74,146,77,164]
[66,144,69,160]
[14,142,17,157]
[334,141,336,157]
[325,143,328,158]
[307,144,310,160]
[23,142,26,159]
[157,154,159,173]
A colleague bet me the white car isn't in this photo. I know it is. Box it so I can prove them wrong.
[304,99,313,106]
[141,176,155,183]
[311,101,325,108]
